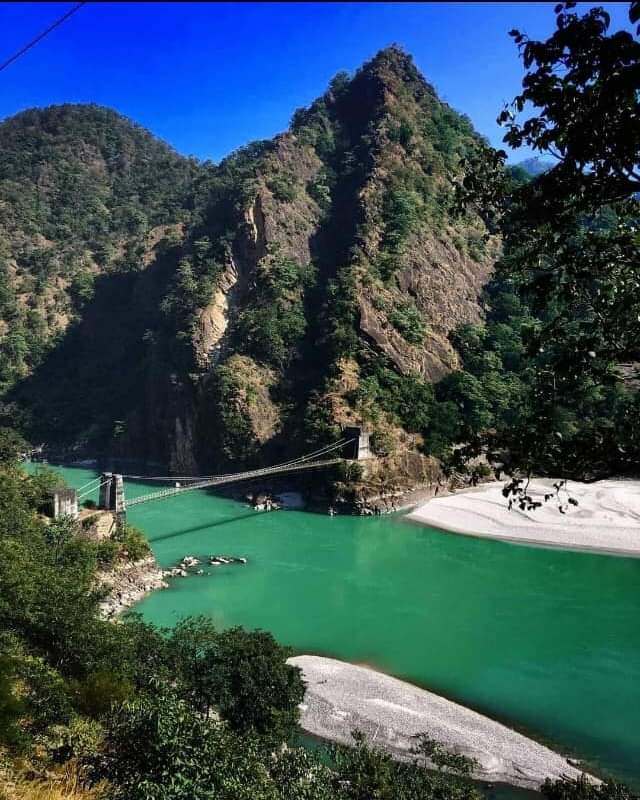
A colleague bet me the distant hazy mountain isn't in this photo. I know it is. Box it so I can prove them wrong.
[515,157,554,177]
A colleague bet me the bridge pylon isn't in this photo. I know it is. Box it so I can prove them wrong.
[99,472,126,525]
[98,472,113,510]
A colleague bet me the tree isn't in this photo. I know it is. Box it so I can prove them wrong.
[168,617,304,740]
[454,1,640,479]
[0,426,27,465]
[500,2,640,211]
[542,775,639,800]
[0,654,24,748]
[99,691,337,800]
[329,731,482,800]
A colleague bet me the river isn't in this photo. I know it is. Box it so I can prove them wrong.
[38,464,640,787]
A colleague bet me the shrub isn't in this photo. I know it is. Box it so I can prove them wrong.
[266,175,298,203]
[382,188,422,252]
[467,231,486,262]
[307,173,332,211]
[95,538,119,567]
[0,426,28,464]
[68,273,96,309]
[74,670,133,718]
[388,119,414,149]
[336,460,364,483]
[370,429,394,456]
[168,618,304,740]
[234,256,314,370]
[113,524,149,562]
[388,301,426,344]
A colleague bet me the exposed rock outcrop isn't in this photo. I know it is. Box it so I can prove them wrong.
[97,555,167,619]
[193,259,239,369]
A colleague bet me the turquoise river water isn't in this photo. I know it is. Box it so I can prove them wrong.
[38,465,640,787]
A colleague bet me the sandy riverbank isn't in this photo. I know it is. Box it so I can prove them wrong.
[289,655,591,790]
[407,478,640,557]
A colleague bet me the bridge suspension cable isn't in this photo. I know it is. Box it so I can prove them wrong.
[76,476,102,493]
[77,476,111,501]
[123,438,354,509]
[119,438,352,483]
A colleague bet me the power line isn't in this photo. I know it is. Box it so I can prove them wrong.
[0,2,86,74]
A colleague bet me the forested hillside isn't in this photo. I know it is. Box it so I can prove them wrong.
[0,104,197,393]
[1,35,638,487]
[1,48,496,485]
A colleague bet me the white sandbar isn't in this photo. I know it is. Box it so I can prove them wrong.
[289,655,590,790]
[407,479,640,557]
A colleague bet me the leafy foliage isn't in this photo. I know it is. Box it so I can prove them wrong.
[542,775,639,800]
[112,523,150,562]
[500,3,640,207]
[388,301,426,344]
[235,253,315,370]
[266,174,298,203]
[451,2,640,479]
[198,358,263,466]
[0,426,28,464]
[168,617,303,740]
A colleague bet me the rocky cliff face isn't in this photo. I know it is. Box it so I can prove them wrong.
[3,48,497,483]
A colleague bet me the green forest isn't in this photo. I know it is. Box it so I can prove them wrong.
[1,1,639,795]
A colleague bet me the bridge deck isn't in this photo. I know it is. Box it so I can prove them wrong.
[125,457,342,508]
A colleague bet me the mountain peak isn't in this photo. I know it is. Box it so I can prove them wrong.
[1,46,492,479]
[358,45,435,96]
[363,45,419,77]
[289,45,439,141]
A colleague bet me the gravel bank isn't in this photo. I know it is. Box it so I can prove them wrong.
[407,479,640,557]
[289,655,591,790]
[97,555,167,618]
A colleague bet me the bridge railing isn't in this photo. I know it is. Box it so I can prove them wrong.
[120,437,354,509]
[125,456,344,508]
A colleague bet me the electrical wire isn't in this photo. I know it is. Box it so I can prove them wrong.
[0,2,86,74]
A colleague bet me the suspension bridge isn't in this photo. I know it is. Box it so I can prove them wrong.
[55,429,370,520]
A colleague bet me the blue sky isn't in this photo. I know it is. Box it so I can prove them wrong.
[0,2,632,163]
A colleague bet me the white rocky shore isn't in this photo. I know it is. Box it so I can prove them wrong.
[289,655,592,790]
[98,555,168,618]
[408,478,640,557]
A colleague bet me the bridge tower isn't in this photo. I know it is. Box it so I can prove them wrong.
[51,488,79,519]
[98,472,113,510]
[98,473,126,525]
[343,426,371,460]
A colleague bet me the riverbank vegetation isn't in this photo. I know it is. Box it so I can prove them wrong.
[0,436,474,800]
[1,433,637,799]
[0,433,480,798]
